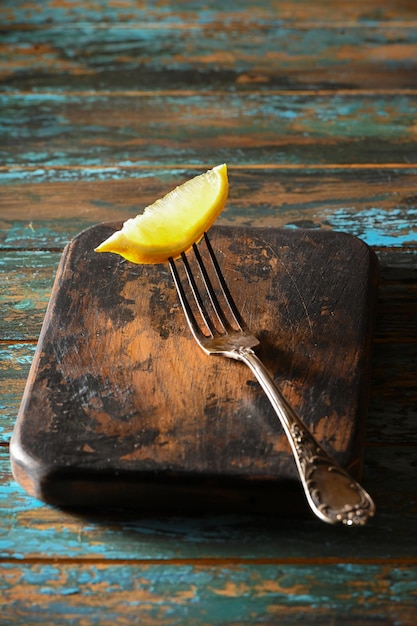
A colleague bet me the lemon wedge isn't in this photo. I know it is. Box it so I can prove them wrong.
[94,164,228,264]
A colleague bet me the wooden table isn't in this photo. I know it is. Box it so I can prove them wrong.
[1,1,416,624]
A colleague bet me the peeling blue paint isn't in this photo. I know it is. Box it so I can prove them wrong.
[0,167,190,185]
[2,93,417,167]
[324,207,417,246]
[1,560,417,623]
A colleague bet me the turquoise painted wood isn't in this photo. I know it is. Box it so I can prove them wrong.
[3,0,417,25]
[2,24,417,91]
[1,0,417,624]
[0,251,59,340]
[2,93,417,166]
[0,344,36,440]
[1,168,417,248]
[2,561,417,626]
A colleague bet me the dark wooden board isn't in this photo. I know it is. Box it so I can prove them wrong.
[10,224,378,514]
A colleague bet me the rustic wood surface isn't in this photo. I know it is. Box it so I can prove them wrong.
[1,1,416,624]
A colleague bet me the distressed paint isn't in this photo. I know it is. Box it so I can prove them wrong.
[2,24,417,91]
[324,207,417,246]
[2,165,417,186]
[2,0,417,25]
[1,93,417,167]
[0,166,193,185]
[1,168,417,248]
[1,0,417,621]
[1,561,417,625]
[0,343,36,439]
[0,251,60,341]
[0,220,88,249]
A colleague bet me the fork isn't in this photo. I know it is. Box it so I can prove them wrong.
[169,232,375,526]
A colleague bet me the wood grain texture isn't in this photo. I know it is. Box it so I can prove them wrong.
[1,0,417,623]
[1,249,415,445]
[2,340,417,446]
[0,251,59,341]
[2,560,417,626]
[2,24,417,91]
[10,224,378,511]
[1,167,417,248]
[2,0,417,25]
[0,344,36,442]
[2,93,417,166]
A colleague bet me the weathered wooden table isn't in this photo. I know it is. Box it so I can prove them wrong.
[1,1,416,624]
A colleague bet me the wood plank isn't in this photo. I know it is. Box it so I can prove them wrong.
[0,343,36,442]
[0,251,59,341]
[1,0,415,619]
[1,559,416,626]
[1,94,417,167]
[1,167,417,249]
[2,0,417,26]
[2,25,417,91]
[0,445,415,561]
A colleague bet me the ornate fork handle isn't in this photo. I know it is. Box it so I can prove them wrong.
[236,346,375,526]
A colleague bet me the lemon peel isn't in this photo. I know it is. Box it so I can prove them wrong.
[95,164,228,264]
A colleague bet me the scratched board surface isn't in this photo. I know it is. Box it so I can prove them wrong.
[10,224,378,511]
[1,0,417,624]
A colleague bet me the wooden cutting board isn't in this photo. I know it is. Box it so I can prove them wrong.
[10,224,379,515]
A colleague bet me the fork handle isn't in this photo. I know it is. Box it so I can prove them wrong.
[237,347,375,526]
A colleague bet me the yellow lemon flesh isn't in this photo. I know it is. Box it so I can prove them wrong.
[94,164,228,264]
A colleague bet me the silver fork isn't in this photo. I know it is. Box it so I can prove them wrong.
[169,232,375,526]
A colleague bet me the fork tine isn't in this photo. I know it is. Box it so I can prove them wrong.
[203,232,246,331]
[192,241,231,332]
[170,233,246,340]
[169,255,204,339]
[169,252,219,338]
[181,250,219,336]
